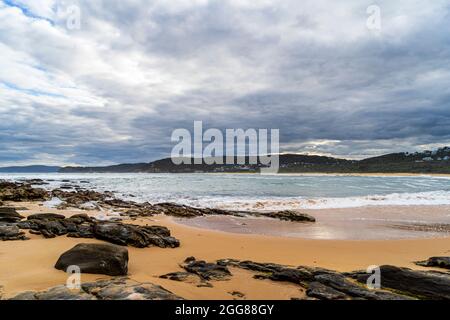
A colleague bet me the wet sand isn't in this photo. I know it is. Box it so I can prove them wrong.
[176,205,450,240]
[0,203,449,299]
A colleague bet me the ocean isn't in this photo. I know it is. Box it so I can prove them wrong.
[1,172,450,211]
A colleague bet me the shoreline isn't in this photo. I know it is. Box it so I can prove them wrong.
[172,204,450,240]
[2,171,450,177]
[1,201,449,299]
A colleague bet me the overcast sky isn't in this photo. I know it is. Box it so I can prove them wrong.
[1,0,450,166]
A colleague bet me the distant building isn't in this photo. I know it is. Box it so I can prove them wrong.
[422,157,434,161]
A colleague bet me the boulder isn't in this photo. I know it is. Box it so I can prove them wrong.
[17,215,180,248]
[306,282,349,300]
[0,224,29,241]
[35,220,68,238]
[0,181,49,202]
[93,222,180,248]
[0,207,24,223]
[182,257,232,281]
[55,243,129,276]
[350,265,450,300]
[81,278,183,300]
[12,286,95,300]
[259,210,316,222]
[11,278,182,300]
[416,257,450,270]
[27,213,66,220]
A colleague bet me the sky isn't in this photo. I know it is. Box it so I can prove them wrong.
[1,0,450,166]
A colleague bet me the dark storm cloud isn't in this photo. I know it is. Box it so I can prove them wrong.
[0,0,450,165]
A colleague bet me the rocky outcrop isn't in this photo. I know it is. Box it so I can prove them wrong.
[92,222,180,248]
[17,214,180,248]
[416,257,450,270]
[12,286,95,300]
[257,210,316,222]
[217,259,418,300]
[0,207,24,223]
[55,243,128,276]
[3,182,314,223]
[217,259,316,283]
[181,257,232,281]
[11,278,183,300]
[27,213,66,220]
[152,203,316,222]
[306,282,348,300]
[0,181,49,202]
[350,265,450,300]
[0,224,28,241]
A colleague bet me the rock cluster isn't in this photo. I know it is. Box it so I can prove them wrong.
[11,278,183,300]
[0,181,49,202]
[349,265,450,300]
[416,256,450,270]
[2,180,317,222]
[0,224,28,241]
[162,257,450,300]
[0,206,180,248]
[17,213,180,248]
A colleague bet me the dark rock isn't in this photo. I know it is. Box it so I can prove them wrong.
[416,257,450,270]
[258,210,316,222]
[34,220,68,238]
[217,259,314,283]
[0,224,29,241]
[269,268,314,283]
[153,203,206,218]
[11,286,95,300]
[11,277,182,300]
[218,259,414,300]
[67,223,94,238]
[24,179,49,186]
[51,189,107,209]
[306,282,349,300]
[81,278,183,300]
[16,213,179,248]
[55,243,129,276]
[229,291,245,298]
[313,273,399,300]
[93,222,179,248]
[27,213,66,220]
[0,181,49,202]
[350,265,450,300]
[0,207,24,223]
[69,213,92,223]
[182,258,232,281]
[160,272,194,282]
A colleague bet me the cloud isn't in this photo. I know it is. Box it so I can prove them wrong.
[0,0,450,165]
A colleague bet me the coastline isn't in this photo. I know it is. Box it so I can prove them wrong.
[1,201,449,299]
[208,172,450,177]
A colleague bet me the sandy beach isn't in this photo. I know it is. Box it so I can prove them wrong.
[1,201,449,300]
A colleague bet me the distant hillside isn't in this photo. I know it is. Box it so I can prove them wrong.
[0,165,61,173]
[59,147,450,174]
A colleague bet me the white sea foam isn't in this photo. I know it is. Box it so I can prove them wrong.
[186,190,450,211]
[2,172,450,211]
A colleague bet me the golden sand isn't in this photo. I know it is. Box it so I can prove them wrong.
[0,203,449,300]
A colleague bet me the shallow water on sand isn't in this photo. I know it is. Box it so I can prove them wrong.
[174,205,450,240]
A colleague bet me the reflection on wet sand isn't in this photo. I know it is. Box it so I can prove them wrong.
[174,205,450,240]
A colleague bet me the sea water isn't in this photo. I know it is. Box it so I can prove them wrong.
[1,172,449,211]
